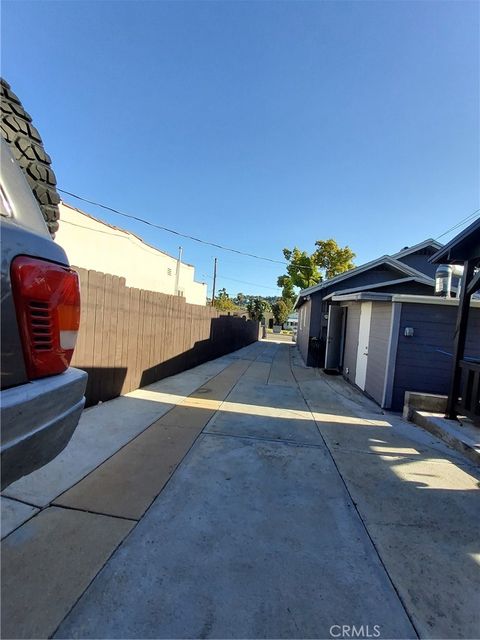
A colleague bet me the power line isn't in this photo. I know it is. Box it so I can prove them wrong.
[59,189,322,275]
[59,188,287,267]
[221,275,281,291]
[201,272,280,291]
[435,208,480,240]
[60,187,479,272]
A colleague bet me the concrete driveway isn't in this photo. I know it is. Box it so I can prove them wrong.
[2,340,479,639]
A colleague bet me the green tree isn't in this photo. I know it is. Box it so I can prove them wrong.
[282,247,321,289]
[234,292,247,307]
[278,239,356,294]
[277,275,296,306]
[314,239,355,279]
[246,297,269,322]
[213,288,239,312]
[271,299,290,326]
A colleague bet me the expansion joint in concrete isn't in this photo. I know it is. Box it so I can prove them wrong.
[202,430,327,450]
[0,494,39,509]
[289,356,421,640]
[50,503,139,523]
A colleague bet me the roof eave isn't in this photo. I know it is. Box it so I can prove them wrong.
[392,238,442,259]
[430,218,480,264]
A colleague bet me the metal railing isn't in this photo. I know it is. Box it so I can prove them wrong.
[455,360,480,424]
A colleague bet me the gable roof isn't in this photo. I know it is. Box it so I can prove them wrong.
[391,238,442,260]
[430,217,480,264]
[321,276,434,301]
[293,254,436,309]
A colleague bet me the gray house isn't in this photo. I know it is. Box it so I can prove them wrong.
[295,239,442,367]
[327,292,480,411]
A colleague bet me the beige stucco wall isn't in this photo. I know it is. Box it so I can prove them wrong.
[55,203,207,306]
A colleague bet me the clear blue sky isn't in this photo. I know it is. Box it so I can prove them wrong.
[2,0,479,298]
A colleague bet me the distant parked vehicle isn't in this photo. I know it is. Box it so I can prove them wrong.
[0,80,86,489]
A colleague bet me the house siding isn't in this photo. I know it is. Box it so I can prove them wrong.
[308,295,325,365]
[296,296,324,365]
[305,266,433,347]
[397,253,438,278]
[369,282,433,295]
[296,245,443,369]
[342,302,361,384]
[309,295,323,338]
[297,300,312,364]
[365,302,393,405]
[391,303,480,410]
[321,266,409,299]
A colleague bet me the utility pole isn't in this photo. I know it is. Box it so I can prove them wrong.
[211,257,217,306]
[175,246,183,295]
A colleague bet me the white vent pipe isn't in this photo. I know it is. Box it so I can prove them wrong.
[434,264,464,297]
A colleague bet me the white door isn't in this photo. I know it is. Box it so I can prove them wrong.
[355,302,372,390]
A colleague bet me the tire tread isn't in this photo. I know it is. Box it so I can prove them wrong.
[0,78,60,235]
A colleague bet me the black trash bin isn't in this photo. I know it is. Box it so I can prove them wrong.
[308,336,326,368]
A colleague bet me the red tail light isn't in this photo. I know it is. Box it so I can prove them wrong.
[11,256,81,379]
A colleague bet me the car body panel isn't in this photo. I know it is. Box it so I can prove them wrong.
[0,139,52,238]
[1,368,87,489]
[1,141,71,390]
[0,139,87,489]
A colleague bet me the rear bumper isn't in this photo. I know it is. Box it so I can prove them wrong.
[1,367,87,489]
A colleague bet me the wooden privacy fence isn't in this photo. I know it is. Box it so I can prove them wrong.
[71,268,259,406]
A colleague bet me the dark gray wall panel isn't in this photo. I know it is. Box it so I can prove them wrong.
[391,303,480,410]
[322,266,403,297]
[372,282,434,295]
[342,303,361,384]
[310,295,323,338]
[297,300,311,364]
[397,253,437,278]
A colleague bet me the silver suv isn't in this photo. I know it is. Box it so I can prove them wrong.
[0,138,87,489]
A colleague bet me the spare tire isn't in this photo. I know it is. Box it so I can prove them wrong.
[0,78,60,236]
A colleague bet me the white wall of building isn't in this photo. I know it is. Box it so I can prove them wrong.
[285,312,298,329]
[55,202,207,306]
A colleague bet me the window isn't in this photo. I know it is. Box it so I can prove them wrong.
[167,268,172,276]
[177,289,184,297]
